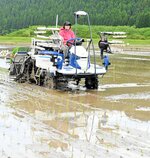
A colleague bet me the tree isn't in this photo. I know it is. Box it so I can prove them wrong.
[136,12,150,28]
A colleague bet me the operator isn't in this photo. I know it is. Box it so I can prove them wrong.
[59,21,75,45]
[59,21,75,57]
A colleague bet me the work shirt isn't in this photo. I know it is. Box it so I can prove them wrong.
[59,27,75,45]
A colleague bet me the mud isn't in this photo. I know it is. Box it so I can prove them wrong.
[0,52,150,158]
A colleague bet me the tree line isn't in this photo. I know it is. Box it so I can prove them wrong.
[0,0,150,35]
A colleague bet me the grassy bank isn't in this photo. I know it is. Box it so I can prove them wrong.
[0,36,150,46]
[0,36,31,45]
[0,25,150,45]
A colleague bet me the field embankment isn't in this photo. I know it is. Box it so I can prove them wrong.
[0,25,150,51]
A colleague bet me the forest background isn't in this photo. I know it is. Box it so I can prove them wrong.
[0,0,150,44]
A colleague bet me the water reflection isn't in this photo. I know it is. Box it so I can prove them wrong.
[0,106,34,158]
[0,58,10,69]
[31,109,150,158]
[0,53,150,157]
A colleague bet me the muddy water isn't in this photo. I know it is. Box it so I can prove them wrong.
[0,53,150,158]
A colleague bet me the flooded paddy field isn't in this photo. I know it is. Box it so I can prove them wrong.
[0,52,150,158]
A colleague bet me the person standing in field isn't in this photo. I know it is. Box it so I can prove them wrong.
[98,34,112,59]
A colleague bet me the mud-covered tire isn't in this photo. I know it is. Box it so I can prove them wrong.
[44,77,57,89]
[9,64,16,75]
[85,76,98,89]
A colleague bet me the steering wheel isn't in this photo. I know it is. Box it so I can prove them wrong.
[66,38,83,46]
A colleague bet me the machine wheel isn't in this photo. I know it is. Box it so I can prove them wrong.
[44,76,57,89]
[85,76,98,89]
[9,63,16,75]
[15,57,32,83]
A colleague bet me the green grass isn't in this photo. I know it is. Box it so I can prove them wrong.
[0,25,150,45]
[123,39,150,45]
[0,36,149,46]
[0,36,31,44]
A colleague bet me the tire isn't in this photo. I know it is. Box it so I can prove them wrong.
[44,76,57,89]
[9,63,16,75]
[85,76,98,89]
